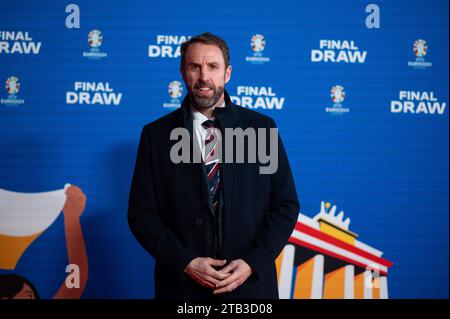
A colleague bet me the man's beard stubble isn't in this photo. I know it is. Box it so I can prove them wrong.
[189,80,225,111]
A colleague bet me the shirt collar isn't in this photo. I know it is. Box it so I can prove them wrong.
[191,101,226,122]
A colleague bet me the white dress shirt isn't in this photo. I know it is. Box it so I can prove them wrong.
[191,102,225,161]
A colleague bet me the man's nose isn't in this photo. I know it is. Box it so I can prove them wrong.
[199,68,210,82]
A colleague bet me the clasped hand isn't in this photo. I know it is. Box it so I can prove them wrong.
[184,257,252,294]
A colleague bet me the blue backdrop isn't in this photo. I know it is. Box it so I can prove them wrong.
[0,0,448,298]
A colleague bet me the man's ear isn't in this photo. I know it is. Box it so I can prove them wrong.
[225,65,232,84]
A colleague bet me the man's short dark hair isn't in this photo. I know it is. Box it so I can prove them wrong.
[180,32,230,70]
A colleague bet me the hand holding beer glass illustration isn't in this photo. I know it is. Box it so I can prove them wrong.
[0,184,89,298]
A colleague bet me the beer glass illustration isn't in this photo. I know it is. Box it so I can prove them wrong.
[0,184,70,270]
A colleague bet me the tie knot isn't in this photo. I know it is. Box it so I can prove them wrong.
[201,118,217,128]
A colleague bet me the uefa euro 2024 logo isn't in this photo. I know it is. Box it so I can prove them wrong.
[83,30,107,59]
[251,34,265,53]
[326,85,349,114]
[6,76,20,95]
[1,76,25,106]
[408,39,431,69]
[413,39,427,58]
[88,30,103,48]
[246,34,270,64]
[88,30,102,48]
[163,81,183,108]
[331,85,345,104]
[168,81,183,99]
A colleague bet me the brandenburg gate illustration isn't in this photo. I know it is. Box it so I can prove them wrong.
[276,201,393,299]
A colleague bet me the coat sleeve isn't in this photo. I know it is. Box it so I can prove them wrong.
[241,118,300,278]
[128,125,196,278]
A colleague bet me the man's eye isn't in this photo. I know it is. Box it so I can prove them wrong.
[191,65,199,70]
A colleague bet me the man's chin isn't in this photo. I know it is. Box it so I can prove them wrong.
[191,95,218,109]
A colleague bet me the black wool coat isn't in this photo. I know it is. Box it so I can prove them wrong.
[128,91,300,299]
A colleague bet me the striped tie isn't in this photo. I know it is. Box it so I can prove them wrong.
[202,118,221,211]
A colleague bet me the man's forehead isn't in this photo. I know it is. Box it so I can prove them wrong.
[185,43,224,64]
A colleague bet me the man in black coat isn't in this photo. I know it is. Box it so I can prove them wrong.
[128,32,300,299]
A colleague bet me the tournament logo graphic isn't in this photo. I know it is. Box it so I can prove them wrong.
[88,29,102,48]
[231,85,284,110]
[6,76,20,94]
[408,39,431,69]
[246,34,270,64]
[326,85,349,114]
[390,90,446,115]
[83,29,107,60]
[413,39,427,57]
[163,81,183,108]
[0,31,41,55]
[331,85,345,103]
[311,40,367,63]
[169,80,183,99]
[148,35,191,59]
[1,76,25,107]
[251,34,265,52]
